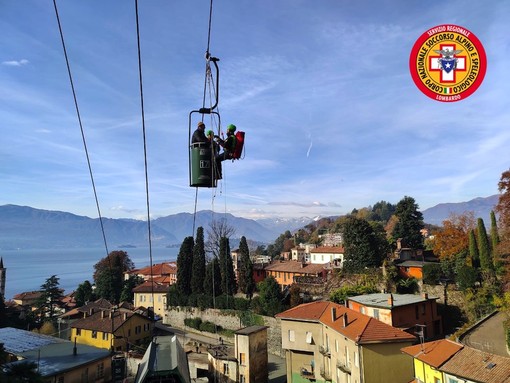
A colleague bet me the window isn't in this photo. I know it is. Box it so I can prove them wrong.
[76,328,81,336]
[57,377,64,383]
[434,378,440,383]
[81,368,89,383]
[102,332,109,341]
[306,331,313,344]
[239,375,246,383]
[354,351,359,367]
[239,352,246,365]
[96,362,104,379]
[135,325,142,335]
[447,378,459,383]
[92,330,97,339]
[373,309,379,320]
[335,339,338,352]
[223,363,230,375]
[360,307,365,314]
[288,329,295,342]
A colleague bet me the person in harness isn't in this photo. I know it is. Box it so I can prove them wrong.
[214,124,237,179]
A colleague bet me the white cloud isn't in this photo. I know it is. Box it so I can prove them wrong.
[2,59,29,66]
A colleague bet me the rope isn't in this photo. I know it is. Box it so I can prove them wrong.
[134,0,155,317]
[52,0,114,299]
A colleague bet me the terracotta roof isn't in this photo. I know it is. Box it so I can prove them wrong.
[264,260,325,274]
[131,262,177,276]
[319,302,416,344]
[132,281,170,293]
[440,346,510,383]
[310,246,344,253]
[60,298,113,319]
[71,309,150,333]
[278,301,416,344]
[13,291,42,301]
[401,339,463,368]
[276,301,330,322]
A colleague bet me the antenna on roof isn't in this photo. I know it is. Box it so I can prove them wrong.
[415,324,426,353]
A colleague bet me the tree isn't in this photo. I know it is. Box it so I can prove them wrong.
[176,236,194,296]
[204,256,222,298]
[369,200,396,223]
[75,280,95,307]
[468,229,480,268]
[36,275,63,322]
[206,219,236,258]
[237,236,255,298]
[257,276,283,316]
[120,275,143,303]
[191,227,206,294]
[433,212,475,260]
[476,218,493,272]
[391,196,425,249]
[496,168,510,252]
[289,284,302,308]
[490,210,500,264]
[218,237,236,296]
[93,251,134,304]
[0,361,44,383]
[342,217,385,272]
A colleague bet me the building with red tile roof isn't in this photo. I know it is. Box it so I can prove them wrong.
[401,339,510,383]
[276,301,416,383]
[264,260,326,290]
[309,246,345,266]
[126,261,177,285]
[132,281,169,319]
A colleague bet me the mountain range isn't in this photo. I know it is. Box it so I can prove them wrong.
[0,195,499,250]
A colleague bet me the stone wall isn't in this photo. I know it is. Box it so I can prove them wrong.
[164,307,283,356]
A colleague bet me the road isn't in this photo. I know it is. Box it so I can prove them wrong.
[462,311,509,356]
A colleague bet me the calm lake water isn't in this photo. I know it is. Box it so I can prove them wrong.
[1,247,178,300]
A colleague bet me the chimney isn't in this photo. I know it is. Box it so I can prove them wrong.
[388,294,394,307]
[89,308,94,316]
[331,307,336,321]
[343,313,348,328]
[422,293,428,299]
[123,312,128,321]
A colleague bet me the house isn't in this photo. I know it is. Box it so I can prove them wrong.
[347,293,443,339]
[401,339,510,383]
[0,327,111,382]
[276,301,417,383]
[440,344,510,383]
[401,339,462,383]
[264,260,326,290]
[252,263,267,284]
[12,290,42,308]
[291,244,317,263]
[132,281,169,317]
[125,261,178,285]
[309,246,345,266]
[70,307,153,352]
[208,326,268,383]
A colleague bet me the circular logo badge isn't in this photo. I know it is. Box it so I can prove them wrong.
[409,24,487,102]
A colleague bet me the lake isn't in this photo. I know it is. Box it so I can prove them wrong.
[1,247,179,300]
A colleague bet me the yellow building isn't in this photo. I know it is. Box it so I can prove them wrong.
[70,308,153,352]
[401,339,463,383]
[276,301,416,383]
[133,281,169,318]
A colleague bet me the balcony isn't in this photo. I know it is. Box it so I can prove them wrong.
[300,367,316,382]
[319,345,331,356]
[319,367,332,382]
[336,359,351,374]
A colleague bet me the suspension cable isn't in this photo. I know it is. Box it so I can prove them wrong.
[134,0,155,315]
[52,1,113,289]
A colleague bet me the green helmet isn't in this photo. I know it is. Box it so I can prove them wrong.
[206,130,213,136]
[227,124,236,132]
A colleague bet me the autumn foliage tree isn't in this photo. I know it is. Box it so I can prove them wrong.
[433,212,475,260]
[496,168,510,254]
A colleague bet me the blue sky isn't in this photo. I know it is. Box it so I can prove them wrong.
[1,0,509,221]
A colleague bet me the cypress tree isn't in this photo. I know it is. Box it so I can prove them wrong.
[176,236,194,296]
[238,236,255,298]
[204,256,222,298]
[476,218,493,272]
[490,210,499,265]
[191,227,206,294]
[468,229,479,268]
[218,237,236,296]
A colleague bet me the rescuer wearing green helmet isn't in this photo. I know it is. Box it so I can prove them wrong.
[214,124,237,179]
